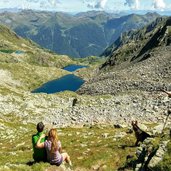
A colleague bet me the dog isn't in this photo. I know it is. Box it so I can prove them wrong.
[132,121,151,146]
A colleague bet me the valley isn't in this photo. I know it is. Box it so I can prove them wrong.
[0,10,171,171]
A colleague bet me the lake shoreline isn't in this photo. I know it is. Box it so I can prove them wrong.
[32,65,88,94]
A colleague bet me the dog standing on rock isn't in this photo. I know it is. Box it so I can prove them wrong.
[132,121,151,146]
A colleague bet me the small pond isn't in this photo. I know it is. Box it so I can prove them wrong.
[63,65,88,72]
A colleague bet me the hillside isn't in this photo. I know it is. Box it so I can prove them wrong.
[78,17,171,95]
[0,24,73,67]
[0,10,159,58]
[0,24,74,92]
[0,21,171,171]
[101,17,170,64]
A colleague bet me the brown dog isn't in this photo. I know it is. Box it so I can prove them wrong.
[132,121,151,146]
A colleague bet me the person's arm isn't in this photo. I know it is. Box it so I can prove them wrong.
[36,134,45,148]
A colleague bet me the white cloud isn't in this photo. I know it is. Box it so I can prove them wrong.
[26,0,39,2]
[24,0,61,9]
[48,0,60,7]
[2,0,10,2]
[83,0,108,9]
[124,0,166,10]
[135,0,140,9]
[40,1,49,9]
[95,0,108,9]
[87,3,95,9]
[124,0,140,10]
[21,1,31,9]
[0,0,169,12]
[153,0,166,10]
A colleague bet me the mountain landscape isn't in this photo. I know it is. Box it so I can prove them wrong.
[0,9,171,171]
[0,10,160,58]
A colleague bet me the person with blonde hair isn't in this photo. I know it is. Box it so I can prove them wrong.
[36,128,72,166]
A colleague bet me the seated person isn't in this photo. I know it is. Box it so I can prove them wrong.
[36,128,72,166]
[32,122,47,162]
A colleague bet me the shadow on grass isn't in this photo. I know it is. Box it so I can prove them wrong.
[26,161,36,166]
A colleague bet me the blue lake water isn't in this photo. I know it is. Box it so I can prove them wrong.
[63,65,88,72]
[32,74,85,94]
[32,65,87,94]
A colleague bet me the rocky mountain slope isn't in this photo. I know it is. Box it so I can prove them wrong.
[101,17,171,64]
[78,17,171,95]
[0,10,159,58]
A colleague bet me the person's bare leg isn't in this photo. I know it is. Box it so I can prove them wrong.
[61,152,72,166]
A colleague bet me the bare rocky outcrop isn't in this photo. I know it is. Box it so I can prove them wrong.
[78,46,171,95]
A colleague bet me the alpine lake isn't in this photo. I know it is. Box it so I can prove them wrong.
[32,65,88,94]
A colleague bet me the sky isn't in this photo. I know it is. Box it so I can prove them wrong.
[0,0,171,13]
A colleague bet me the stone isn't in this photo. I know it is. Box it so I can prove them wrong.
[102,133,109,138]
[153,106,159,112]
[80,143,87,147]
[114,132,127,139]
[77,156,84,160]
[149,156,163,167]
[153,124,164,135]
[92,164,100,170]
[71,117,77,121]
[138,123,148,131]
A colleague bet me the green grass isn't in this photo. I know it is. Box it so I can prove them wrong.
[0,124,137,171]
[152,139,171,171]
[0,116,170,171]
[167,26,171,36]
[73,56,106,66]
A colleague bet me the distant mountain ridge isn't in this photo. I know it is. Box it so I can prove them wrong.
[0,10,159,58]
[0,24,73,68]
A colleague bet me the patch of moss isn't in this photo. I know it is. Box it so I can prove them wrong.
[0,49,15,54]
